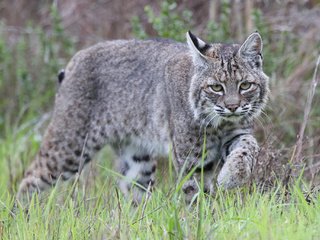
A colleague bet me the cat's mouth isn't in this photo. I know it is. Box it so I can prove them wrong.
[213,104,254,122]
[218,112,241,118]
[222,114,242,122]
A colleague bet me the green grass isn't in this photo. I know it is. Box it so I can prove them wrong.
[0,123,319,239]
[1,168,320,239]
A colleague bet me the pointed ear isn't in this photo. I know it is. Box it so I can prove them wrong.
[238,32,263,68]
[186,31,211,64]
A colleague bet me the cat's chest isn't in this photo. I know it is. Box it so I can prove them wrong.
[205,129,224,161]
[204,124,243,161]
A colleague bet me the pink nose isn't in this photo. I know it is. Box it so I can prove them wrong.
[226,104,239,112]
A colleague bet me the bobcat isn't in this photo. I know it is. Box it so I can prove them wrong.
[17,31,269,204]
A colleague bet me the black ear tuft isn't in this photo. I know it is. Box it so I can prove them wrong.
[188,31,200,49]
[187,31,211,55]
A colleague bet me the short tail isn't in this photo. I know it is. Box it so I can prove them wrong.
[57,69,65,84]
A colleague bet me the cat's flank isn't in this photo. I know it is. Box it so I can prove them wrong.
[17,31,269,203]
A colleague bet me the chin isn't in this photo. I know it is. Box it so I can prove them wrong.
[223,116,242,123]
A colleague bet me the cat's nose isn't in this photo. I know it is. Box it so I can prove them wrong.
[226,104,239,112]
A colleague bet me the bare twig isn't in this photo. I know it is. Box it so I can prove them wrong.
[209,0,220,23]
[132,205,163,225]
[6,157,14,196]
[115,188,122,239]
[1,199,16,218]
[295,55,320,164]
[244,0,253,34]
[140,182,152,220]
[283,145,296,188]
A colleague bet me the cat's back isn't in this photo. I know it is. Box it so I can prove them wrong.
[55,38,190,131]
[60,38,188,98]
[65,38,187,78]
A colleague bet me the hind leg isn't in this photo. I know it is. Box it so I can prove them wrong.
[17,106,106,202]
[116,144,157,204]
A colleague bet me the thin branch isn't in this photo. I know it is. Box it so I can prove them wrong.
[295,55,320,164]
[140,182,152,220]
[115,188,122,239]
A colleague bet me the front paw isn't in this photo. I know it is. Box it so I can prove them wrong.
[182,179,214,204]
[217,155,252,189]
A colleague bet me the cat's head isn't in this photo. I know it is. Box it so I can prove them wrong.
[187,31,269,127]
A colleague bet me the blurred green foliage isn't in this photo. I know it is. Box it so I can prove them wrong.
[132,1,193,42]
[205,0,232,42]
[0,5,75,134]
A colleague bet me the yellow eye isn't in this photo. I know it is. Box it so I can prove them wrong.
[210,84,223,92]
[240,82,252,90]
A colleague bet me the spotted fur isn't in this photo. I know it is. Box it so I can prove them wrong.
[17,32,269,203]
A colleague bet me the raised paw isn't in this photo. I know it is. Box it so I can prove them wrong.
[217,154,253,189]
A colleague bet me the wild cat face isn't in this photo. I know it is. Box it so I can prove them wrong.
[187,31,269,127]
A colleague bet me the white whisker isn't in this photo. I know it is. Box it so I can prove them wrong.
[259,109,272,123]
[200,111,216,129]
[205,113,219,129]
